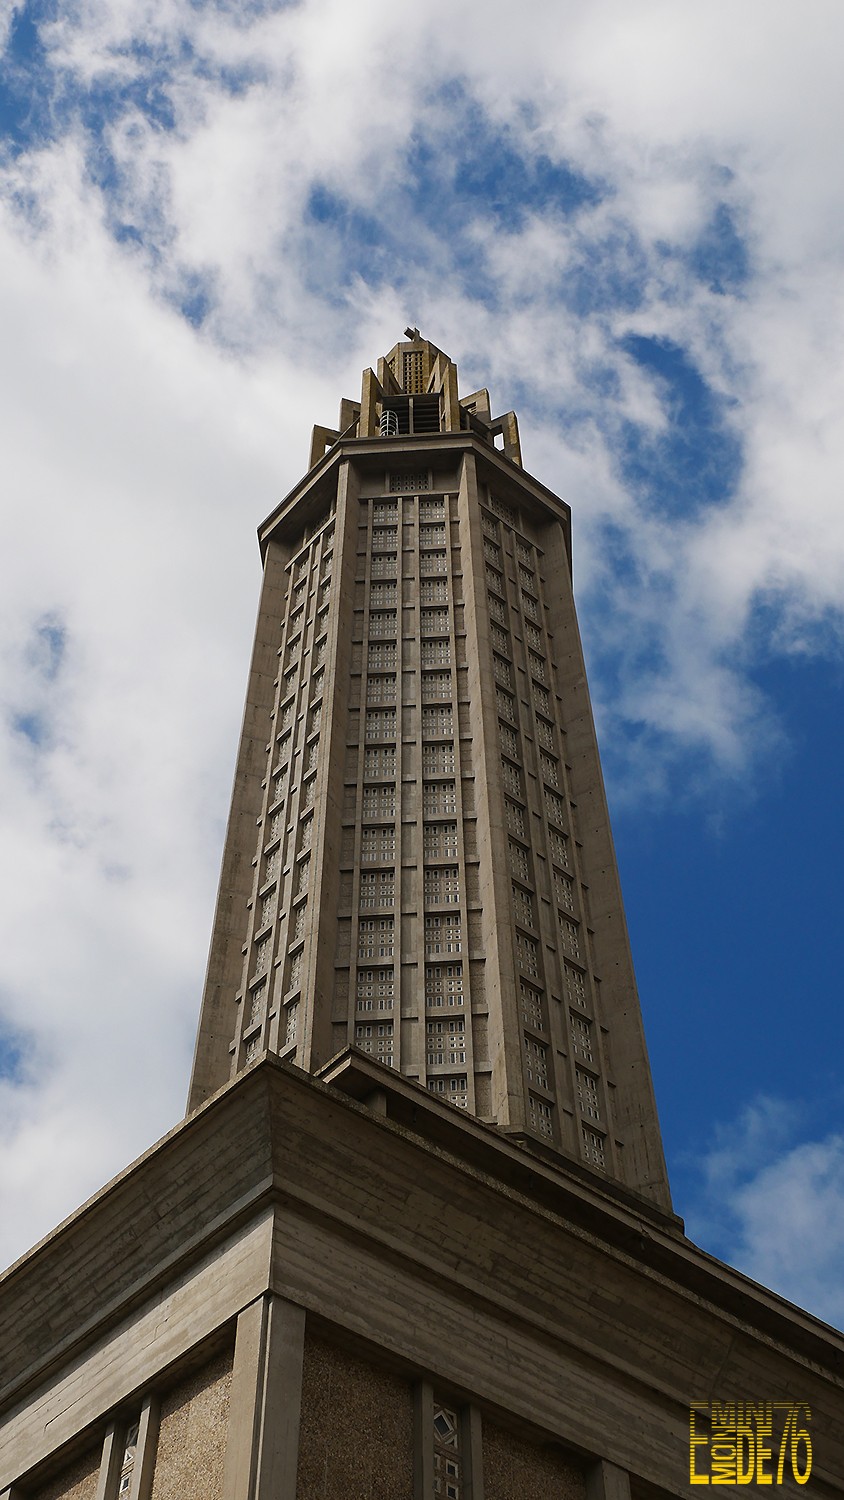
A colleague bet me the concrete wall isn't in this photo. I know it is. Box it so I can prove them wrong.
[27,1449,100,1500]
[150,1350,233,1500]
[297,1333,413,1500]
[483,1419,585,1500]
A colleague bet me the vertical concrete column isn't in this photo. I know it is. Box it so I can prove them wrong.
[223,1295,306,1500]
[462,1406,484,1500]
[130,1395,160,1500]
[95,1423,123,1500]
[413,1382,435,1499]
[94,1398,158,1500]
[587,1458,632,1500]
[359,369,379,437]
[442,362,460,432]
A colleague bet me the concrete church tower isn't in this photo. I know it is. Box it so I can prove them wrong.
[1,340,841,1500]
[190,332,670,1211]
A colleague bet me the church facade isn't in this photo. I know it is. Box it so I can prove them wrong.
[1,339,841,1500]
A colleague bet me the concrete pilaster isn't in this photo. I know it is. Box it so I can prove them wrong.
[95,1423,122,1500]
[130,1395,159,1500]
[223,1295,305,1500]
[587,1458,632,1500]
[413,1382,435,1500]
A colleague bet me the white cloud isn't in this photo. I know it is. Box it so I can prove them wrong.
[688,1099,844,1328]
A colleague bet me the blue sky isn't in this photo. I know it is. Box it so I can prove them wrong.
[1,0,844,1326]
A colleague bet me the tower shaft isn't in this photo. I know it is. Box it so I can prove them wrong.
[189,338,671,1211]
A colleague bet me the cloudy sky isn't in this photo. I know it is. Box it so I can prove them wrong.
[2,0,843,1328]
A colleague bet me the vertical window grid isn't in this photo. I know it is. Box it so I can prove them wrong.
[513,883,534,929]
[419,711,452,741]
[571,1012,594,1062]
[515,931,539,977]
[358,918,395,959]
[492,655,512,688]
[369,609,397,637]
[362,784,396,818]
[368,641,397,668]
[428,1076,469,1109]
[423,822,459,859]
[555,870,574,911]
[423,865,461,904]
[365,709,397,740]
[560,917,581,959]
[425,963,464,1005]
[420,577,448,604]
[364,746,397,778]
[366,674,396,703]
[421,638,451,666]
[528,1093,553,1138]
[520,981,544,1032]
[424,913,462,954]
[505,800,526,838]
[421,607,449,633]
[356,967,395,1007]
[509,840,530,882]
[576,1067,601,1119]
[524,1036,549,1089]
[361,826,396,862]
[422,741,455,774]
[359,870,395,908]
[423,781,458,816]
[117,1422,139,1497]
[355,1020,394,1064]
[422,670,452,701]
[582,1125,606,1167]
[426,1017,466,1066]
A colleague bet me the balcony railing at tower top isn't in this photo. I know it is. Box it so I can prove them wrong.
[378,393,442,436]
[308,339,522,469]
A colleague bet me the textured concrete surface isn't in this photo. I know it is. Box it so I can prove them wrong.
[297,1333,413,1499]
[483,1417,586,1500]
[28,1446,100,1500]
[150,1350,233,1500]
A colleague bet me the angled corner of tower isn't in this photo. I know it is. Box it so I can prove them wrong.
[188,336,674,1218]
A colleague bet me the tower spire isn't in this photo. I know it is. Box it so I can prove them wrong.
[190,342,671,1210]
